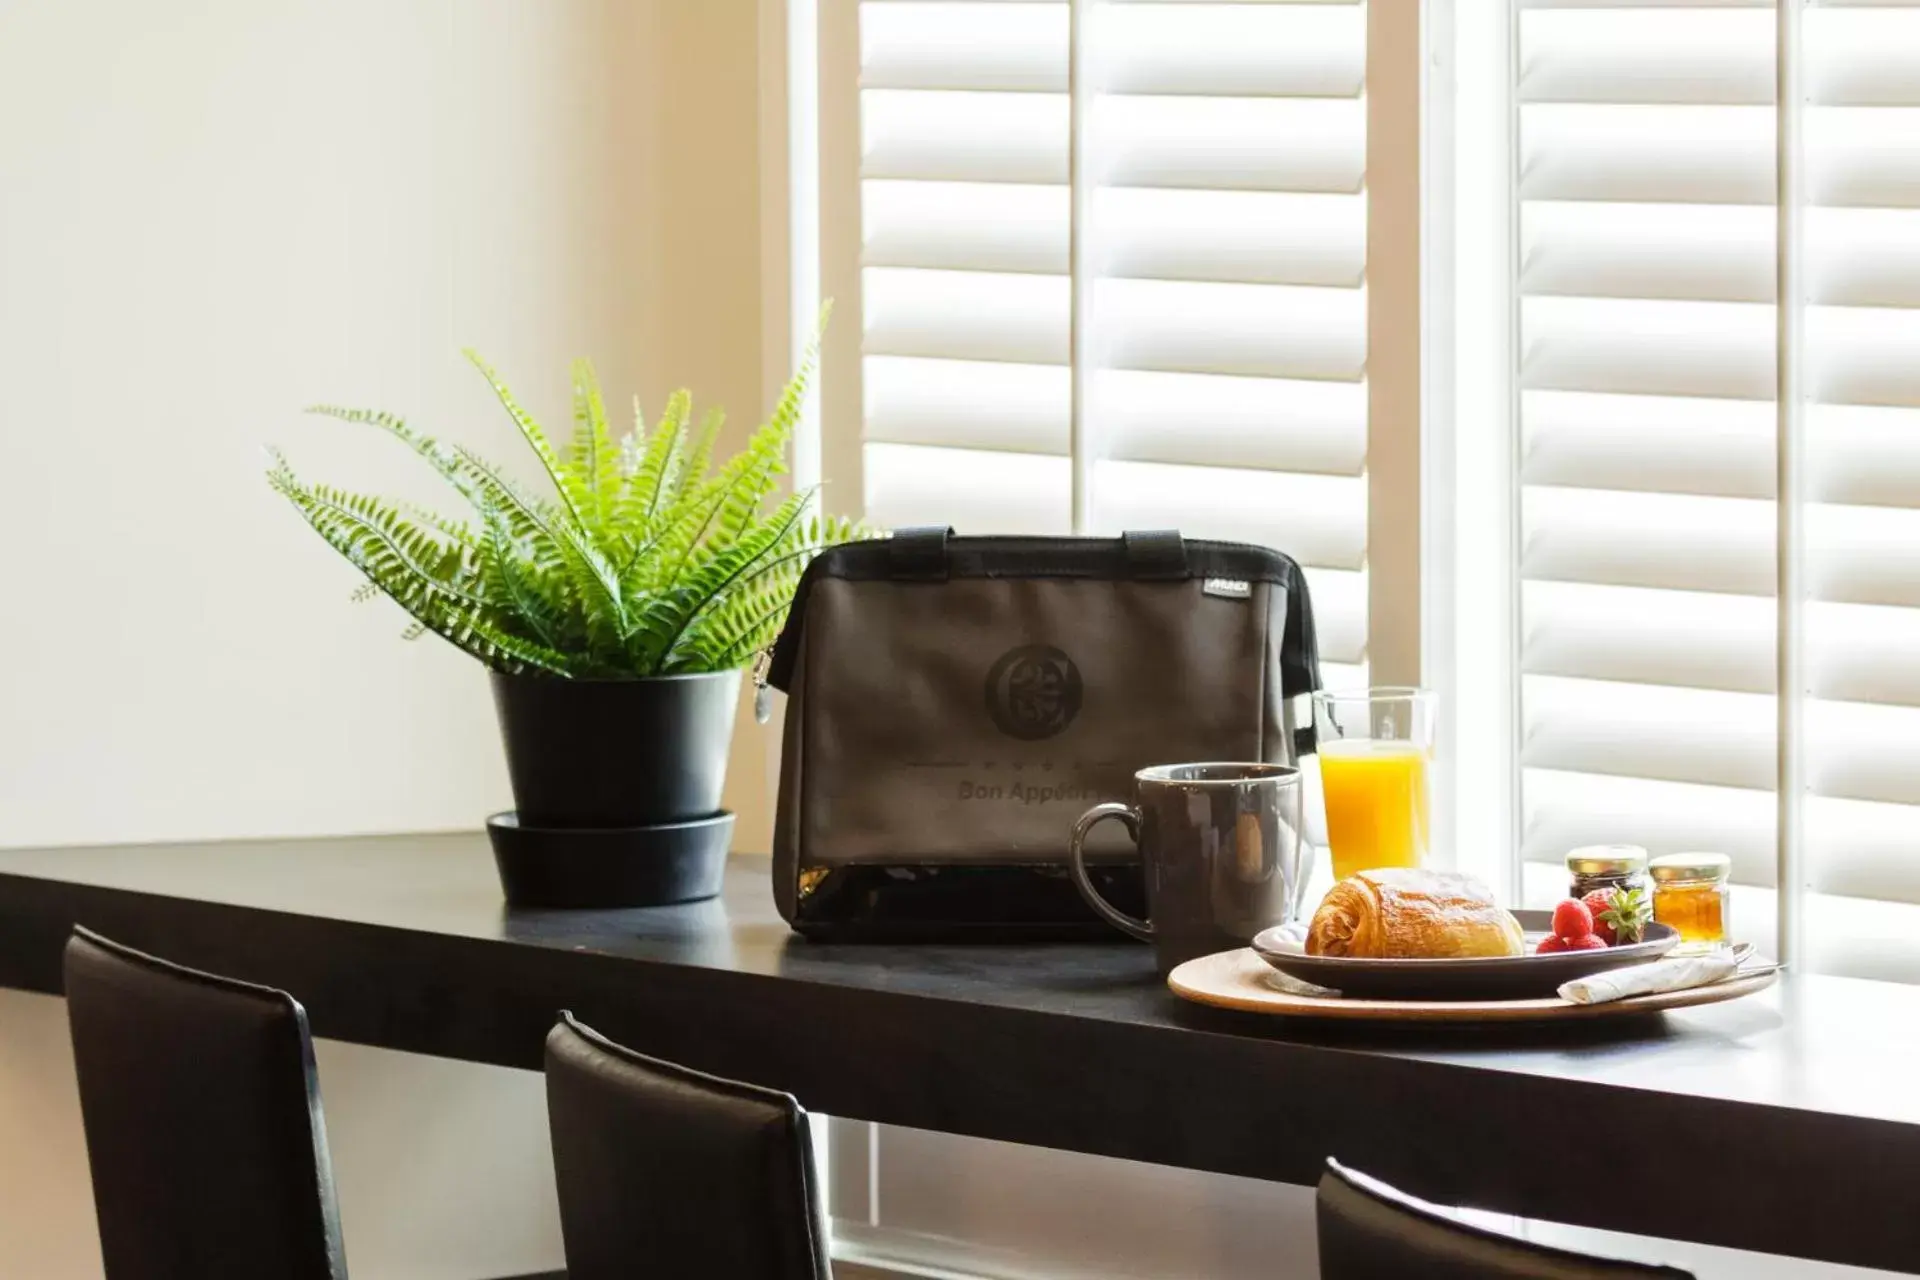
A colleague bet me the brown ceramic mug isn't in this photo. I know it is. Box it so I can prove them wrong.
[1068,762,1308,973]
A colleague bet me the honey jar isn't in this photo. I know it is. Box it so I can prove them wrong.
[1649,852,1732,945]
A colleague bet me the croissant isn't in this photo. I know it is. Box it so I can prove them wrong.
[1306,867,1524,959]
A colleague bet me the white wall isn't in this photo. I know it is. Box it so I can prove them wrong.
[0,2,769,1275]
[0,0,775,850]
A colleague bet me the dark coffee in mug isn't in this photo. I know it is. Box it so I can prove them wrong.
[1068,762,1308,973]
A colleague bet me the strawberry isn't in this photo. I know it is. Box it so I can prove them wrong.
[1562,933,1609,952]
[1581,886,1651,946]
[1550,898,1594,942]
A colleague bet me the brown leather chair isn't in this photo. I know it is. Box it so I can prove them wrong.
[544,1011,831,1280]
[1317,1159,1694,1279]
[64,927,348,1280]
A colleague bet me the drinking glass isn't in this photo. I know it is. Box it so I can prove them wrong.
[1312,687,1435,881]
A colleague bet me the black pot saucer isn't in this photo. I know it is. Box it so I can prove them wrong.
[487,810,733,909]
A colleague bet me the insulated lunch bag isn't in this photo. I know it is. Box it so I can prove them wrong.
[766,528,1322,938]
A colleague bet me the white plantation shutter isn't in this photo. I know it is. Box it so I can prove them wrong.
[1514,0,1920,979]
[855,0,1374,690]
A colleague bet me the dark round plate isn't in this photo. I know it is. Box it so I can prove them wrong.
[1251,909,1681,1001]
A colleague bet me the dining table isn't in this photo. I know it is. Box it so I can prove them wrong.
[0,832,1915,1273]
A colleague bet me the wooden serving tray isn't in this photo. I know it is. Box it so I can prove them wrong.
[1168,947,1778,1023]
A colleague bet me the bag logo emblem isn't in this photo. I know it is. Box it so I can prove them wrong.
[984,644,1083,740]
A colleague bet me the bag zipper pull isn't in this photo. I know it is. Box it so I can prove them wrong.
[751,648,774,724]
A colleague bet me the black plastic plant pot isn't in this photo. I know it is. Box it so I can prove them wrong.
[486,669,741,909]
[490,669,741,827]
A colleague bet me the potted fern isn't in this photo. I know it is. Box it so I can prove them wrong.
[268,344,857,907]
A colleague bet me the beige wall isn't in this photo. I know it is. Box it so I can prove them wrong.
[0,0,777,852]
[0,2,768,1275]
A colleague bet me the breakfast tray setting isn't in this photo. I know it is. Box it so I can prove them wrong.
[1168,945,1779,1024]
[1167,891,1781,1024]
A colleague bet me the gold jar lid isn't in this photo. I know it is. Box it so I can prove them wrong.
[1565,844,1649,878]
[1649,852,1732,884]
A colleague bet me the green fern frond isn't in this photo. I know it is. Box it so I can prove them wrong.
[271,324,863,678]
[268,451,569,674]
[674,406,724,505]
[616,388,690,541]
[639,488,815,667]
[462,348,593,533]
[564,357,621,527]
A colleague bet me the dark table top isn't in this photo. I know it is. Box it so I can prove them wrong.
[0,834,1914,1273]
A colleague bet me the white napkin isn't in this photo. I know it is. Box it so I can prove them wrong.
[1557,952,1740,1005]
[1262,921,1311,955]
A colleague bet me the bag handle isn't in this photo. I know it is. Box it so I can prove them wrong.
[888,525,953,581]
[889,527,1188,581]
[1121,529,1188,580]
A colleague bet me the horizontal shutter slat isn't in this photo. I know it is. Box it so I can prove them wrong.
[1525,582,1920,709]
[1091,4,1363,98]
[866,356,1370,474]
[864,442,1068,533]
[1096,188,1366,287]
[1811,403,1920,509]
[1521,390,1775,500]
[1521,675,1777,792]
[1521,9,1920,108]
[1522,297,1774,400]
[1522,105,1920,209]
[1523,676,1920,807]
[1812,698,1920,807]
[861,3,1065,93]
[862,90,1066,184]
[1522,201,1772,305]
[1099,369,1365,474]
[1096,96,1365,193]
[863,180,1065,274]
[862,183,1367,287]
[1524,485,1920,608]
[1520,9,1773,107]
[1524,392,1920,511]
[1524,204,1920,309]
[1810,206,1920,310]
[1096,278,1367,380]
[863,267,1067,365]
[1091,458,1367,572]
[1810,304,1920,408]
[1521,104,1772,205]
[1523,581,1776,696]
[864,356,1068,454]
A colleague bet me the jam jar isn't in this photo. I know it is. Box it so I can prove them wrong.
[1650,852,1732,946]
[1565,845,1651,902]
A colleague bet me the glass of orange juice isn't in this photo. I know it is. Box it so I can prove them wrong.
[1312,687,1435,882]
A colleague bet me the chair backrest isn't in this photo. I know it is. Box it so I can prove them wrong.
[1317,1159,1694,1280]
[63,927,347,1280]
[544,1012,831,1280]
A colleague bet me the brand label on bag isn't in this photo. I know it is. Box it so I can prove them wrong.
[1202,577,1251,599]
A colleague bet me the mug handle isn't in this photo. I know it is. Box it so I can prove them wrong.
[1068,803,1153,942]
